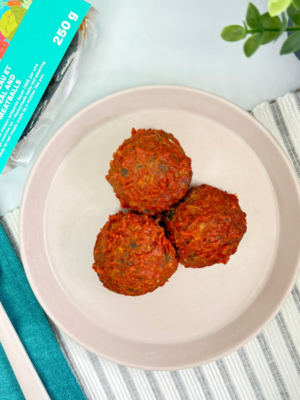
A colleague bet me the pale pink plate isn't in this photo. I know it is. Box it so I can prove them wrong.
[20,86,300,370]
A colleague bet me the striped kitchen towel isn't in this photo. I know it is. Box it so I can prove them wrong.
[2,91,300,400]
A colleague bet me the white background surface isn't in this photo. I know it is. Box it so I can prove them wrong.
[1,0,300,216]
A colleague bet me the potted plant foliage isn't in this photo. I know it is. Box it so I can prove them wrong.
[221,0,300,57]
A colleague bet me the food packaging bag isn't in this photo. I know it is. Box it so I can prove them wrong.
[0,0,98,175]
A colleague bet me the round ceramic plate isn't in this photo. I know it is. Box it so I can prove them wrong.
[20,85,300,370]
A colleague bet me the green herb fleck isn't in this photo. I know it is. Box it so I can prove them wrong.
[164,252,172,263]
[159,164,166,173]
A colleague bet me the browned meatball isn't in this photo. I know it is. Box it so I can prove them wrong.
[93,211,178,296]
[163,185,247,268]
[106,128,192,215]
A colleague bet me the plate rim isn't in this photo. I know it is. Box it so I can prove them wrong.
[19,84,300,370]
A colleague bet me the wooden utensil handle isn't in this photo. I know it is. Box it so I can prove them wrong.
[0,302,50,400]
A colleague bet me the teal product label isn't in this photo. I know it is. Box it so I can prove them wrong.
[0,0,90,174]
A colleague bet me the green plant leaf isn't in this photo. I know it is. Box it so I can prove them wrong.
[293,0,300,10]
[275,12,288,41]
[280,31,300,53]
[246,3,262,29]
[221,25,246,42]
[244,33,263,57]
[260,12,281,43]
[268,0,292,16]
[288,2,300,25]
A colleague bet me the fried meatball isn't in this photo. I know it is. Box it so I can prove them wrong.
[106,128,192,215]
[163,185,247,268]
[93,211,178,296]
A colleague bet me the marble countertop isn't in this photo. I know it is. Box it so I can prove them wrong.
[1,0,300,216]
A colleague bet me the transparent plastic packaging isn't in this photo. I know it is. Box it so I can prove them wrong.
[2,7,98,175]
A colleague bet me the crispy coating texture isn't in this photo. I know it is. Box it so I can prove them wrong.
[163,185,247,268]
[93,211,178,296]
[106,128,192,215]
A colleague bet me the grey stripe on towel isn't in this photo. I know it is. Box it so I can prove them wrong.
[237,348,266,400]
[118,365,141,400]
[144,371,166,400]
[193,367,215,400]
[256,333,290,400]
[269,102,300,178]
[88,352,117,400]
[170,371,190,400]
[291,286,300,314]
[216,359,240,400]
[275,313,300,376]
